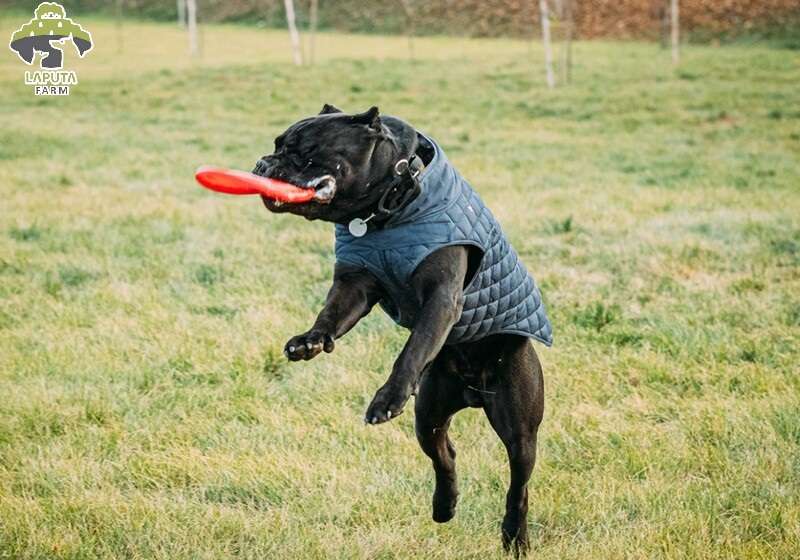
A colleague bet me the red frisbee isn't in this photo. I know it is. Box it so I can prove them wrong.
[195,166,315,203]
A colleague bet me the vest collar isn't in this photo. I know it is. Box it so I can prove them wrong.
[341,133,453,236]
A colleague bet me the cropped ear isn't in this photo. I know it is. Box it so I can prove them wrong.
[319,103,343,115]
[351,106,381,131]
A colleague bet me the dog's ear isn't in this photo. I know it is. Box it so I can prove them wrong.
[351,106,381,132]
[319,103,343,115]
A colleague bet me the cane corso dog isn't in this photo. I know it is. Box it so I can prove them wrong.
[252,105,553,555]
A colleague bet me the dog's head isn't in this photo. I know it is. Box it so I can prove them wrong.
[252,105,417,222]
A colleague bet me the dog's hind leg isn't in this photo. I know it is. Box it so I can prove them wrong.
[414,355,468,523]
[481,336,544,556]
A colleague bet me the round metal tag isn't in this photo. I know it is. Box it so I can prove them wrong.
[348,218,369,237]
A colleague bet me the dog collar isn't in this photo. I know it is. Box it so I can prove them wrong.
[347,154,424,237]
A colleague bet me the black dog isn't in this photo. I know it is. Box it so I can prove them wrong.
[253,105,552,555]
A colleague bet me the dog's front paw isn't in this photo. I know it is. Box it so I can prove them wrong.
[365,383,412,425]
[284,330,334,361]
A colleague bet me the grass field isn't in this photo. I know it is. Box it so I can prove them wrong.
[1,14,799,560]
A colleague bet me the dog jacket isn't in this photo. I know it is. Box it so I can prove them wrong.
[334,134,553,346]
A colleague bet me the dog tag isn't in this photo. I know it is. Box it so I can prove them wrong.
[348,218,369,237]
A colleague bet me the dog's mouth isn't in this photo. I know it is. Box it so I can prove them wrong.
[252,159,337,207]
[269,174,336,208]
[303,174,337,204]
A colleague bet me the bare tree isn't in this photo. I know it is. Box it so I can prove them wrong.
[658,0,669,48]
[308,0,319,65]
[671,0,680,64]
[284,0,303,66]
[539,0,555,88]
[186,0,198,56]
[398,0,415,60]
[524,0,535,55]
[115,0,124,54]
[560,0,574,84]
[177,0,186,28]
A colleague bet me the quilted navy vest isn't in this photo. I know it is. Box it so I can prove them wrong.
[334,134,553,346]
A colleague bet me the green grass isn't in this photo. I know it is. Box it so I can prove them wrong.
[1,15,799,560]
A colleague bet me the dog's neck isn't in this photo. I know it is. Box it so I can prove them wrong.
[343,127,425,228]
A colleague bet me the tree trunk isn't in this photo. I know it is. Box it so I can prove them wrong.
[539,0,555,88]
[524,0,535,55]
[398,0,415,60]
[659,1,669,49]
[671,0,680,64]
[186,0,198,56]
[284,0,303,66]
[560,0,573,84]
[116,0,124,54]
[177,0,185,28]
[308,0,319,65]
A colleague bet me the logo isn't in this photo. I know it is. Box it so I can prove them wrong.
[8,2,93,96]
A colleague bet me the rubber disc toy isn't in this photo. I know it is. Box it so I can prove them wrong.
[195,166,315,203]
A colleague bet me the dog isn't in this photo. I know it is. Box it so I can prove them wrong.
[252,105,553,555]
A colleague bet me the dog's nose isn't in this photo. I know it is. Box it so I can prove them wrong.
[252,158,270,177]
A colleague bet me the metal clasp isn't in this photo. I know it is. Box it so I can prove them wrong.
[394,158,420,178]
[394,158,409,176]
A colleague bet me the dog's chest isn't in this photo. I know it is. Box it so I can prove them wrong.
[334,135,553,346]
